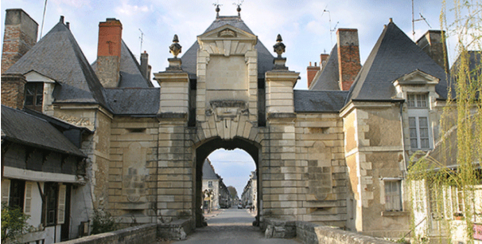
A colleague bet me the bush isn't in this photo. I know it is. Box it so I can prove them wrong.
[91,209,118,235]
[1,203,31,244]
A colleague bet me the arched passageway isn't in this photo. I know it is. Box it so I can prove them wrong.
[194,137,262,227]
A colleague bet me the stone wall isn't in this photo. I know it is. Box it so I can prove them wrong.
[58,224,157,244]
[263,218,393,244]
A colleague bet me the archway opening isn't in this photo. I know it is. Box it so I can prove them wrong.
[194,137,261,228]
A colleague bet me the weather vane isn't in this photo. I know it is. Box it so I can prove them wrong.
[233,0,244,17]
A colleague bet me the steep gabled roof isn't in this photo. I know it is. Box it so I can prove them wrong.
[202,158,218,180]
[346,21,449,102]
[310,45,340,91]
[181,15,274,79]
[1,105,86,157]
[92,41,153,88]
[5,19,109,109]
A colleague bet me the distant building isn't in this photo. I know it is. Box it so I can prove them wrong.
[202,159,219,211]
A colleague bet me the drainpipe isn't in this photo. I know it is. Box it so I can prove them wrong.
[399,102,408,175]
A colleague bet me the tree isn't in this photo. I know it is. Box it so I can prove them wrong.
[227,186,238,199]
[407,1,481,243]
[1,204,31,244]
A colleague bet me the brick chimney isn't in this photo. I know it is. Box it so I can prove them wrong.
[320,53,329,69]
[1,74,27,109]
[96,18,122,88]
[1,9,38,74]
[140,51,151,81]
[307,62,319,88]
[337,29,361,91]
[416,30,449,73]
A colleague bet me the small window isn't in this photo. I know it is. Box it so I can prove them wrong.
[9,179,25,209]
[25,82,44,111]
[208,181,213,188]
[126,128,146,133]
[407,93,428,108]
[385,181,402,211]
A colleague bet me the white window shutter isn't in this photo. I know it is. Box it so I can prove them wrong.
[57,184,67,224]
[1,179,11,206]
[24,182,33,215]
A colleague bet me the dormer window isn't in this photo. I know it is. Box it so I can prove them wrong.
[25,82,44,111]
[407,93,428,108]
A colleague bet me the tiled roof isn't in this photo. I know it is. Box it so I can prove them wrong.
[202,158,218,180]
[5,19,109,109]
[1,105,86,157]
[294,90,348,113]
[310,45,340,91]
[104,88,159,115]
[346,21,449,102]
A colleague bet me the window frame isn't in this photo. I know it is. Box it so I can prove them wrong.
[384,180,402,211]
[407,93,432,150]
[24,82,44,111]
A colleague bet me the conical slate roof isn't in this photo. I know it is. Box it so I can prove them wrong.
[92,41,153,88]
[181,15,274,79]
[202,158,218,180]
[310,45,340,91]
[346,21,449,102]
[5,19,109,109]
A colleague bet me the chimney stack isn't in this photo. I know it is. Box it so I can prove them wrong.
[1,74,27,109]
[307,62,319,88]
[1,9,38,74]
[96,18,122,88]
[320,53,329,68]
[140,51,151,81]
[416,30,449,73]
[337,28,361,91]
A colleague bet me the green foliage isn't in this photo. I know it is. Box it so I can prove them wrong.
[1,203,31,244]
[406,1,482,243]
[91,209,118,235]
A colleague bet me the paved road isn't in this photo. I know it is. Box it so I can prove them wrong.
[172,208,300,244]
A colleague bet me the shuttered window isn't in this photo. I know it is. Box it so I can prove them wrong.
[1,179,11,206]
[57,184,67,224]
[385,181,402,211]
[24,182,33,215]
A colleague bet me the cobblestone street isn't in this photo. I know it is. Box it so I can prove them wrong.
[170,208,300,244]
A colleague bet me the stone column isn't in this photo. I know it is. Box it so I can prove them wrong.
[264,59,301,220]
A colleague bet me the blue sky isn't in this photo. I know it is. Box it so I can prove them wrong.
[1,0,459,195]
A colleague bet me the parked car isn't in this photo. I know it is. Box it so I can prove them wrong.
[237,204,243,209]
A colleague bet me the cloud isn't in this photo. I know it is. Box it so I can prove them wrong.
[115,0,150,17]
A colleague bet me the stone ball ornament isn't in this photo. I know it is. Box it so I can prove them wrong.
[169,34,182,58]
[273,34,286,58]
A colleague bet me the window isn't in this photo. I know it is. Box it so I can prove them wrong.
[409,116,430,149]
[25,82,44,111]
[385,181,402,211]
[407,93,431,150]
[44,182,58,226]
[407,93,428,108]
[9,179,25,209]
[208,181,213,188]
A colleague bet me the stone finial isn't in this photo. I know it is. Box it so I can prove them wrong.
[273,34,286,58]
[214,4,221,18]
[169,34,182,58]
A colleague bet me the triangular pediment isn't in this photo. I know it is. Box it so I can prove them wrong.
[199,24,257,41]
[393,69,440,86]
[24,70,56,83]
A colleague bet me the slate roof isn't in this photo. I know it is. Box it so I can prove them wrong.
[310,45,340,91]
[294,90,349,113]
[346,21,449,102]
[104,88,160,115]
[202,158,218,180]
[92,41,153,88]
[1,105,86,157]
[5,19,109,109]
[181,15,274,79]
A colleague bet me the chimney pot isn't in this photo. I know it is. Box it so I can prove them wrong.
[66,22,70,29]
[60,16,64,23]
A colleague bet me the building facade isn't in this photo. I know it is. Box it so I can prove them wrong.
[2,7,478,242]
